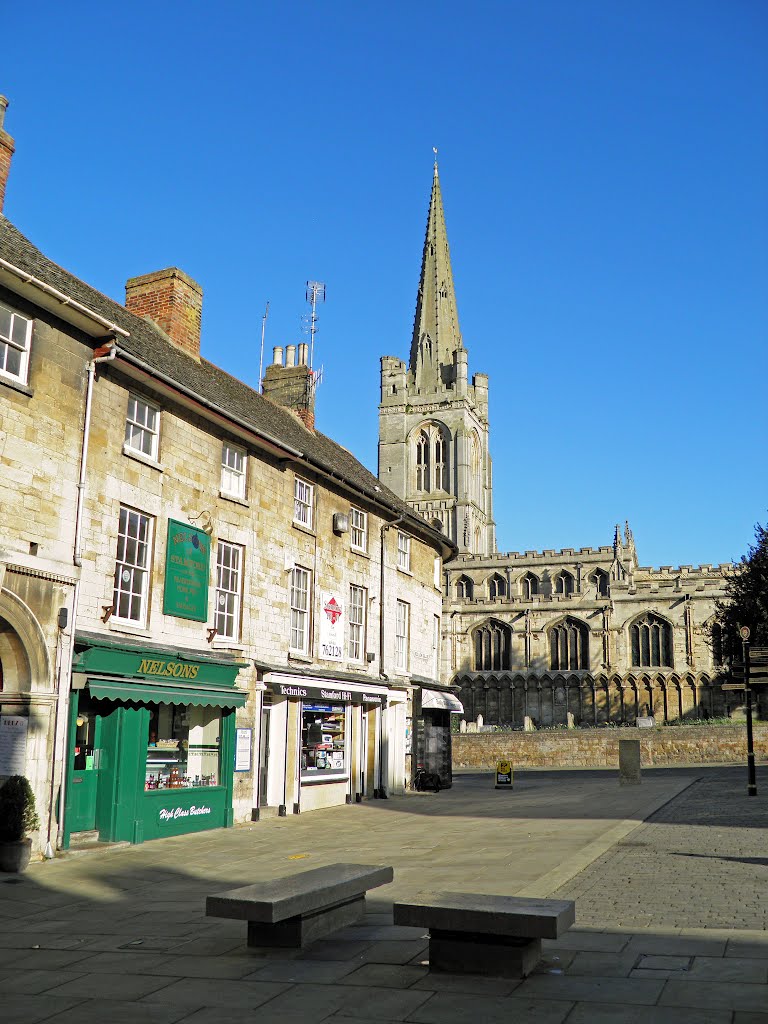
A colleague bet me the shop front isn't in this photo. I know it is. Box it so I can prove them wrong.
[64,635,247,846]
[258,674,403,816]
[412,685,464,790]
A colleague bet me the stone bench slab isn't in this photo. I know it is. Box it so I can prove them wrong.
[393,892,575,939]
[393,892,575,979]
[206,863,393,948]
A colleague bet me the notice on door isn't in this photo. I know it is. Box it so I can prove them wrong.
[0,715,29,775]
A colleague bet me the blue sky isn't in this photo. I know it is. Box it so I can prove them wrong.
[3,1,766,568]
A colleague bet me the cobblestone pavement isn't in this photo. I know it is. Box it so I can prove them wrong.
[550,766,768,931]
[2,765,768,1023]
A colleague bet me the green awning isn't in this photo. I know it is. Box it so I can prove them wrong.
[86,676,247,709]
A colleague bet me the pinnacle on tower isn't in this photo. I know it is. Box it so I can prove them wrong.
[409,162,463,383]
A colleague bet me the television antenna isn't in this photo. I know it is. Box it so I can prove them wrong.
[304,281,325,369]
[258,301,269,393]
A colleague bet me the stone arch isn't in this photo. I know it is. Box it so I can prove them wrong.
[455,574,474,601]
[0,587,52,693]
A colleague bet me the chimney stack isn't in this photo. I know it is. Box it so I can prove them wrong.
[0,96,16,215]
[262,344,316,430]
[125,267,203,360]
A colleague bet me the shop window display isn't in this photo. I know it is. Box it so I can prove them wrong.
[301,702,347,778]
[145,703,221,789]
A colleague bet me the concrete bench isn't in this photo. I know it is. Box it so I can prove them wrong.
[206,862,393,948]
[393,891,575,978]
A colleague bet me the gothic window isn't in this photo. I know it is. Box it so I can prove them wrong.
[550,617,589,671]
[473,620,512,671]
[520,572,539,600]
[434,432,446,491]
[414,423,449,493]
[416,430,430,492]
[554,570,575,596]
[591,569,610,597]
[630,614,673,668]
[469,434,481,504]
[710,622,723,665]
[488,574,506,600]
[456,575,473,600]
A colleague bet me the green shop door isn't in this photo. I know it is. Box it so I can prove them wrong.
[67,698,103,833]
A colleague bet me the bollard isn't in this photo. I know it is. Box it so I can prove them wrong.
[619,739,641,785]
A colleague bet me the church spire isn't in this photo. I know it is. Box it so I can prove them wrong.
[409,159,463,382]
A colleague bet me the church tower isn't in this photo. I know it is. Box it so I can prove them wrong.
[379,162,496,554]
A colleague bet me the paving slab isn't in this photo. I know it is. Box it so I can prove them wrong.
[3,766,768,1024]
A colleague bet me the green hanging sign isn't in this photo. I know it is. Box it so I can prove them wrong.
[163,519,210,621]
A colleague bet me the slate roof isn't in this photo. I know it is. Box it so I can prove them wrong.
[0,215,454,555]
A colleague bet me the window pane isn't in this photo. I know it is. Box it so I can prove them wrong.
[301,703,346,777]
[145,704,221,790]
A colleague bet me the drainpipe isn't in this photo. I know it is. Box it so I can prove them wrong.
[55,341,116,851]
[377,514,406,797]
[74,342,117,568]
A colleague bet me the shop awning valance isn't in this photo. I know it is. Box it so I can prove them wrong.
[86,676,247,709]
[421,688,464,714]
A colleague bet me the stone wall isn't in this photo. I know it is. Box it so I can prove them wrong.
[453,725,768,769]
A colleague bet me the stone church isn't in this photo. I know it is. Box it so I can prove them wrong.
[379,164,734,727]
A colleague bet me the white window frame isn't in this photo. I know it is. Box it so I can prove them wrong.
[290,565,311,654]
[348,584,366,661]
[434,556,442,589]
[294,478,314,530]
[214,541,243,641]
[397,532,411,572]
[124,394,160,461]
[0,302,33,386]
[112,506,153,627]
[395,600,410,673]
[433,614,441,677]
[221,443,247,499]
[350,507,368,552]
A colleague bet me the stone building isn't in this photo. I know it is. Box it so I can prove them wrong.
[380,162,732,726]
[0,99,452,855]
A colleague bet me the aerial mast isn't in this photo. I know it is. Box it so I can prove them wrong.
[305,281,325,370]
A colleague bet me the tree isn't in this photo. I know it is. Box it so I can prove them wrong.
[715,522,768,655]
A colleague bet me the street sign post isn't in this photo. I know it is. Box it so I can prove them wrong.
[740,629,757,797]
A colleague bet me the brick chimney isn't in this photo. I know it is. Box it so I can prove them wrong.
[0,96,15,215]
[262,342,316,430]
[125,268,203,360]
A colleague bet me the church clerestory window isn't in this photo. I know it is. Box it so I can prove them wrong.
[591,569,610,598]
[630,613,673,668]
[488,574,506,600]
[550,617,589,671]
[456,575,473,600]
[520,572,539,600]
[554,570,575,596]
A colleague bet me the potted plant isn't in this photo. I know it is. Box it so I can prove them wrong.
[0,775,40,873]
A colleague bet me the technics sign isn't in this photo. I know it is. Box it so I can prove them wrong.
[271,681,382,703]
[163,519,210,621]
